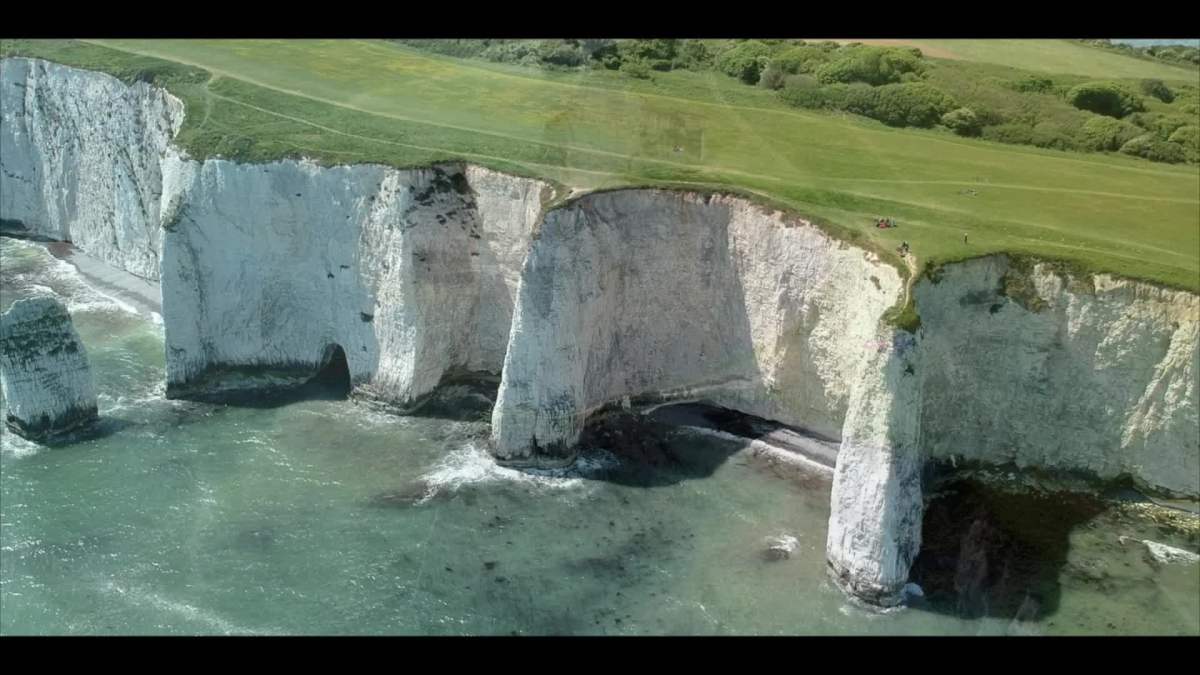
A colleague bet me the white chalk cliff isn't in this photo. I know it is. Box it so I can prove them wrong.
[2,56,1197,608]
[0,57,183,280]
[826,328,924,607]
[0,296,98,440]
[491,190,901,463]
[915,256,1199,497]
[159,158,548,405]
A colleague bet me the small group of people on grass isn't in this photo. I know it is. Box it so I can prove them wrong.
[874,216,969,257]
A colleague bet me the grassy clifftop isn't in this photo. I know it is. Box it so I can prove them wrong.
[2,38,1197,297]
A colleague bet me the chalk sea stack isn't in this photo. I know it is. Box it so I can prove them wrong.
[0,296,98,442]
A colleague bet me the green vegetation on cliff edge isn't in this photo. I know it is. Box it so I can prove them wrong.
[2,39,1197,303]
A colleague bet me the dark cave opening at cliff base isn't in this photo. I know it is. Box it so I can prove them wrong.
[197,344,353,409]
[307,343,351,398]
[572,402,837,490]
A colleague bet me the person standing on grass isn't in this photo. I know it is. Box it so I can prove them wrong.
[963,233,969,245]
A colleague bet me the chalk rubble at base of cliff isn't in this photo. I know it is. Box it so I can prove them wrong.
[2,56,1198,609]
[0,296,98,441]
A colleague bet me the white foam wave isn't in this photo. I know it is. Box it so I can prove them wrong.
[0,426,43,459]
[416,443,618,504]
[26,251,144,317]
[66,295,138,316]
[330,404,417,430]
[97,378,169,414]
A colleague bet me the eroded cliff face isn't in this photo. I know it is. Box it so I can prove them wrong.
[490,190,903,464]
[0,58,183,280]
[916,257,1199,497]
[160,158,548,405]
[826,328,924,607]
[826,259,1200,605]
[0,296,98,441]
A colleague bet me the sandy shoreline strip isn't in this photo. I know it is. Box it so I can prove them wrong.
[44,242,162,316]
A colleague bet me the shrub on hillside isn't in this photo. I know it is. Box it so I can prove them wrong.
[1145,44,1200,66]
[1128,111,1194,139]
[1139,78,1175,103]
[715,40,774,84]
[777,74,827,107]
[815,46,925,86]
[1168,125,1199,162]
[981,123,1037,146]
[481,41,541,66]
[400,39,492,59]
[865,83,957,127]
[617,39,677,72]
[1066,81,1145,118]
[1080,115,1142,151]
[538,40,585,68]
[1167,125,1198,147]
[825,82,878,114]
[619,60,652,79]
[941,107,981,136]
[579,39,615,57]
[673,40,713,70]
[769,45,835,75]
[1008,76,1055,94]
[777,79,954,128]
[758,64,787,90]
[1119,134,1188,163]
[1029,121,1079,151]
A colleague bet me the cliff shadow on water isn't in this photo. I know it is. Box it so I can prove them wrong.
[908,477,1108,622]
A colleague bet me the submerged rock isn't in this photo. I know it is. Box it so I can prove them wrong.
[0,296,98,441]
[1142,540,1200,566]
[763,534,800,561]
[578,411,678,467]
[367,480,435,508]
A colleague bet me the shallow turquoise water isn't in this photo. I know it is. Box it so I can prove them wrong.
[1,237,1197,635]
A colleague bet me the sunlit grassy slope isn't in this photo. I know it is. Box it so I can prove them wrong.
[3,38,1197,293]
[834,39,1199,82]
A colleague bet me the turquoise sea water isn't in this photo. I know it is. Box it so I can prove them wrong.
[1,237,1197,635]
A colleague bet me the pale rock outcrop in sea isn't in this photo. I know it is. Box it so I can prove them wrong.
[1142,540,1200,566]
[0,296,98,441]
[764,534,801,561]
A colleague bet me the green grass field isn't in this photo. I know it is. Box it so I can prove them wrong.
[832,39,1199,82]
[3,38,1198,296]
[917,40,1199,82]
